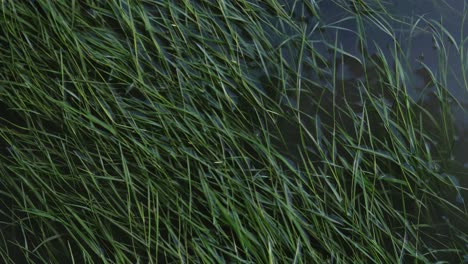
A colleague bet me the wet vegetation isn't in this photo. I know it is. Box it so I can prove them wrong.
[0,0,467,263]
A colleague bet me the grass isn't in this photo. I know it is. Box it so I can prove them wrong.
[0,0,466,263]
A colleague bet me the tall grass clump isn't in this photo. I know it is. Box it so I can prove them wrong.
[0,0,466,263]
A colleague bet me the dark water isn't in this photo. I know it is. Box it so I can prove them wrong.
[269,0,467,252]
[268,0,468,256]
[278,0,467,166]
[274,0,468,260]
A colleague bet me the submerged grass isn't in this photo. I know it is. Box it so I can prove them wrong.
[0,0,466,263]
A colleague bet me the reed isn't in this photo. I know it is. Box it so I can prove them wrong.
[0,0,466,263]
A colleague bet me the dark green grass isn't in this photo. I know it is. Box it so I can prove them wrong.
[0,0,466,263]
